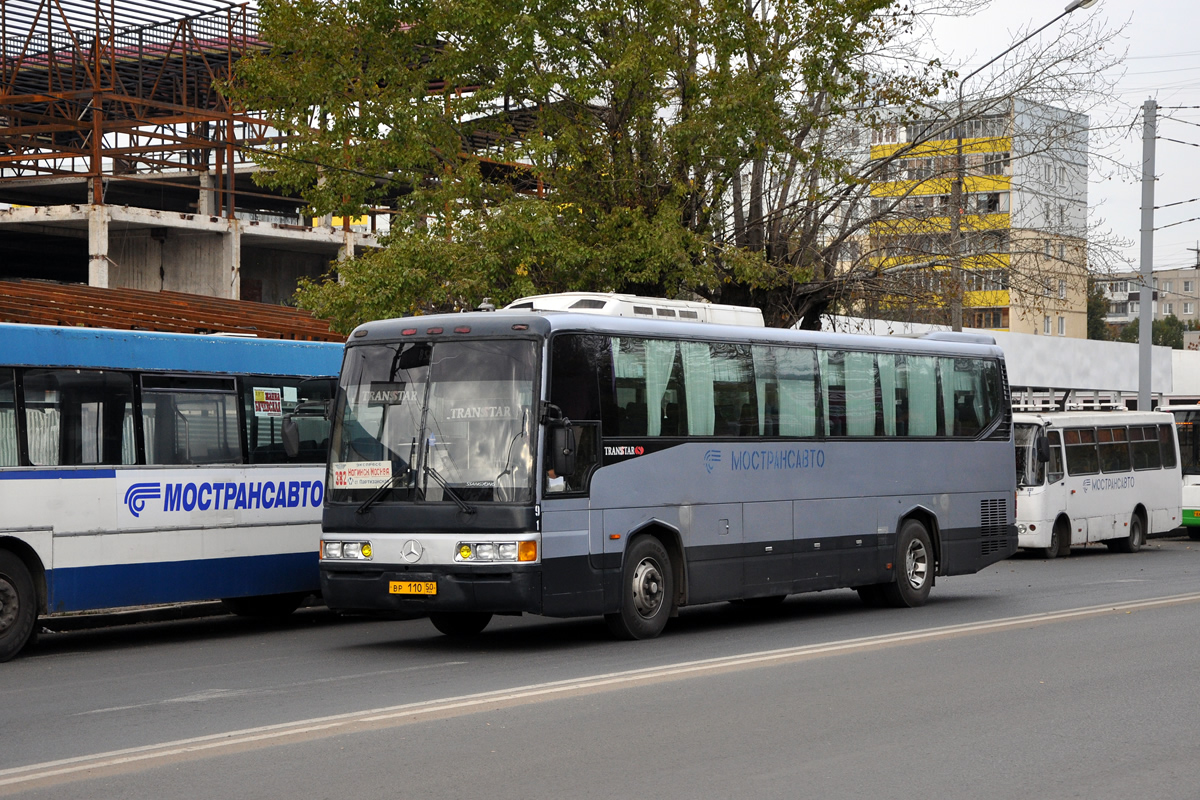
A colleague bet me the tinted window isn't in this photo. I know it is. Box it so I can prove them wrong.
[24,369,135,466]
[1063,427,1099,475]
[1130,425,1161,470]
[1097,426,1131,473]
[1047,430,1065,482]
[1160,424,1178,468]
[612,338,686,437]
[751,345,818,437]
[684,343,755,436]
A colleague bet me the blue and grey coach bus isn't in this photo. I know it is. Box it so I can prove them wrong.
[0,324,342,661]
[317,308,1017,639]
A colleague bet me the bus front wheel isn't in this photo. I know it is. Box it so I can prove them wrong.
[880,520,934,608]
[0,550,36,663]
[430,612,492,637]
[605,536,673,640]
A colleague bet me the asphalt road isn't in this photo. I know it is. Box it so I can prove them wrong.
[3,534,1200,799]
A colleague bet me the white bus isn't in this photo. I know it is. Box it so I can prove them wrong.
[0,324,343,662]
[1014,410,1182,558]
[317,309,1017,640]
[1160,404,1200,540]
[503,292,765,326]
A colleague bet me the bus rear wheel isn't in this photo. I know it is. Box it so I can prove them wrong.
[880,520,934,608]
[1109,512,1144,554]
[0,550,36,663]
[430,611,492,637]
[605,536,673,640]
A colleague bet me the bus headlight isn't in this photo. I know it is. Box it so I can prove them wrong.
[1016,524,1028,535]
[455,541,535,562]
[322,540,372,560]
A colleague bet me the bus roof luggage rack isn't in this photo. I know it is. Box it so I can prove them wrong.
[500,292,765,327]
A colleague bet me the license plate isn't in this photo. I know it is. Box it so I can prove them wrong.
[389,580,437,596]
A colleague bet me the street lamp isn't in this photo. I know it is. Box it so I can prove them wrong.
[948,0,1097,330]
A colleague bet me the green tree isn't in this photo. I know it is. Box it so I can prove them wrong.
[1117,315,1186,349]
[1086,277,1110,340]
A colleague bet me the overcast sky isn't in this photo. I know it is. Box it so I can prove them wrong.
[925,0,1200,275]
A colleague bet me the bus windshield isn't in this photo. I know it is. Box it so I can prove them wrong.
[1172,410,1200,476]
[329,338,539,504]
[1015,423,1045,487]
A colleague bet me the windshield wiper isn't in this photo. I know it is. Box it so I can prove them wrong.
[423,462,476,515]
[355,471,411,515]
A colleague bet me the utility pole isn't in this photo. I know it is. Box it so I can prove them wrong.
[1138,98,1157,411]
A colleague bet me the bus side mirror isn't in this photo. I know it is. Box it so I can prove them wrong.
[282,417,300,459]
[550,423,577,477]
[1036,435,1050,463]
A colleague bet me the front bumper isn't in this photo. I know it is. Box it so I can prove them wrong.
[321,562,543,616]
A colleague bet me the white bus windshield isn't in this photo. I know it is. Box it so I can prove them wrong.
[1172,409,1200,476]
[330,339,539,504]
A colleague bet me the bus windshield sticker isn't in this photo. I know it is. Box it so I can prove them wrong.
[283,386,298,403]
[332,460,392,489]
[447,400,518,420]
[363,382,418,406]
[253,387,283,417]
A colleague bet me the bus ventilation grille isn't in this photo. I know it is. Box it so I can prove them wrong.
[980,498,1008,556]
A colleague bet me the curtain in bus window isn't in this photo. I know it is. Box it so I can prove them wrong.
[680,342,715,435]
[939,358,959,435]
[612,338,648,436]
[906,356,938,436]
[644,340,678,437]
[709,343,755,436]
[877,354,898,436]
[751,346,773,436]
[819,351,846,437]
[22,369,135,466]
[0,369,16,466]
[844,351,877,436]
[776,347,817,437]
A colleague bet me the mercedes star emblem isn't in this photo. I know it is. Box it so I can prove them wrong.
[401,539,423,563]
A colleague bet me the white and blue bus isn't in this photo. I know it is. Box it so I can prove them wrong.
[317,308,1017,639]
[0,324,343,661]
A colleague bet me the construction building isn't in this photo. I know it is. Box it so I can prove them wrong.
[859,98,1089,337]
[0,0,376,335]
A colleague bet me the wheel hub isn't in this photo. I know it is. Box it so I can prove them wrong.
[0,577,17,633]
[905,539,929,590]
[631,558,665,619]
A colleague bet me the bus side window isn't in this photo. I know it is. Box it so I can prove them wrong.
[1063,427,1099,475]
[1159,424,1178,469]
[0,370,16,466]
[1130,425,1161,470]
[243,376,333,464]
[142,376,243,465]
[1097,426,1131,473]
[23,369,135,466]
[1046,430,1065,482]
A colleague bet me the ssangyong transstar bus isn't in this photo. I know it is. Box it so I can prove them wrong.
[316,307,1017,639]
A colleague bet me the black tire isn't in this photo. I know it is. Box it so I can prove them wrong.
[0,550,37,663]
[429,611,492,637]
[221,592,307,618]
[880,519,934,608]
[1189,528,1200,542]
[605,536,674,640]
[1033,523,1061,560]
[1111,513,1144,554]
[856,584,889,608]
[1055,519,1073,558]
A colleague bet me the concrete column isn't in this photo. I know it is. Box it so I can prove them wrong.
[198,171,216,216]
[337,230,356,263]
[88,204,110,287]
[225,218,242,300]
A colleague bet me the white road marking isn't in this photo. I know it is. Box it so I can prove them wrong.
[4,592,1200,791]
